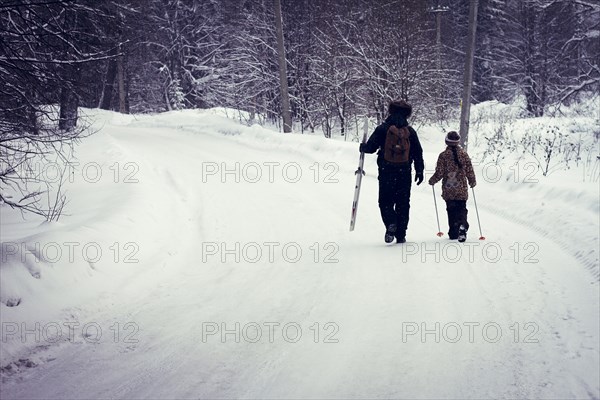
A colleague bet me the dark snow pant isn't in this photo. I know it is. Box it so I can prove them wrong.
[446,200,469,239]
[378,168,411,238]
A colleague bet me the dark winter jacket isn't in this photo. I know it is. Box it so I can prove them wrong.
[428,146,476,201]
[362,114,425,174]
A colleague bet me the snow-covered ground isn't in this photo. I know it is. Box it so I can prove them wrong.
[1,106,599,399]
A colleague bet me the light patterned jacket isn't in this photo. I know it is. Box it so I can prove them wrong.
[428,146,476,201]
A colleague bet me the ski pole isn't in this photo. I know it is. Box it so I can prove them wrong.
[471,187,485,240]
[432,185,443,237]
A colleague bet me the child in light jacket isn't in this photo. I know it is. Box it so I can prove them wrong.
[428,131,476,242]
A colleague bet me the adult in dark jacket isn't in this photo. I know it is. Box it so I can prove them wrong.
[359,100,425,243]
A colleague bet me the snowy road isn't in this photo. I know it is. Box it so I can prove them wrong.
[1,111,598,399]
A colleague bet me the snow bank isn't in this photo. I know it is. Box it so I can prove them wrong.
[462,100,600,278]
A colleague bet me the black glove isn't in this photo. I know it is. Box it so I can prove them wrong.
[359,143,366,153]
[415,172,424,185]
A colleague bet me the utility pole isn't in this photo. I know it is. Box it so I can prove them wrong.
[459,0,479,149]
[273,0,292,133]
[460,0,479,149]
[428,1,449,119]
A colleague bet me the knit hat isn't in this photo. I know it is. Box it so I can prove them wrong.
[445,131,460,146]
[388,100,412,118]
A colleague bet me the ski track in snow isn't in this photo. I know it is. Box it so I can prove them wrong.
[1,111,598,399]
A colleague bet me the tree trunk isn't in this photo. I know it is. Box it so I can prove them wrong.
[273,0,292,133]
[59,80,79,131]
[58,8,79,131]
[99,56,117,110]
[117,44,128,114]
[27,88,39,135]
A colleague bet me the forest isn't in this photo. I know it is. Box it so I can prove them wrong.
[1,0,598,137]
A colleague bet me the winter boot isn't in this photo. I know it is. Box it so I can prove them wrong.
[458,225,467,243]
[396,229,406,244]
[385,224,397,243]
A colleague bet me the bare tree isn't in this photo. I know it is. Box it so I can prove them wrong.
[0,1,111,219]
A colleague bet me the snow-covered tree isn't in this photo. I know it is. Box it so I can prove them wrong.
[0,0,114,218]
